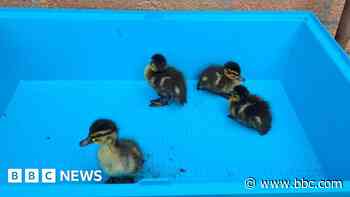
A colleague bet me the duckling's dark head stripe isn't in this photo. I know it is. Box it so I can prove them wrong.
[89,119,118,135]
[90,129,114,138]
[229,70,239,76]
[224,61,241,74]
[151,54,167,67]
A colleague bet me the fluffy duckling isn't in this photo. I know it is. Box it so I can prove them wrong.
[144,53,187,107]
[80,119,144,183]
[228,85,272,135]
[197,61,245,98]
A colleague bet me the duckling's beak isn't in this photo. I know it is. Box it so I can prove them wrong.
[79,137,92,147]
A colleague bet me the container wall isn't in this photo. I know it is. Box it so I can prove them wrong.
[281,20,350,179]
[0,10,301,81]
[0,20,21,114]
[3,10,350,196]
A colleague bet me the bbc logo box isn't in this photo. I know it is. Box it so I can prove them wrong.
[8,169,56,183]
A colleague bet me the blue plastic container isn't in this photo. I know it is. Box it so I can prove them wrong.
[0,8,349,196]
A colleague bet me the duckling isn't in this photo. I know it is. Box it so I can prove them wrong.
[197,61,245,98]
[144,53,187,107]
[227,85,272,135]
[79,119,144,183]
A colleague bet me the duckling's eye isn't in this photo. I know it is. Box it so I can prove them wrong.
[91,138,96,142]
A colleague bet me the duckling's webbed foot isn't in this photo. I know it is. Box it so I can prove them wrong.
[150,97,170,107]
[105,177,136,184]
[105,177,116,184]
[197,82,203,90]
[219,92,230,99]
[150,94,171,107]
[227,114,235,120]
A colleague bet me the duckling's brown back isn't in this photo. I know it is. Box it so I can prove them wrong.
[167,67,187,104]
[152,67,187,104]
[119,139,144,172]
[198,66,225,89]
[198,66,224,80]
[245,95,272,134]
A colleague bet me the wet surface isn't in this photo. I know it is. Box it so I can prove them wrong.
[142,147,188,180]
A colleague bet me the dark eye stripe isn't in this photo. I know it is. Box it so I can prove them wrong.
[91,130,114,138]
[228,70,239,75]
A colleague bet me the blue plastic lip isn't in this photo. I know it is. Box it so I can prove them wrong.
[304,12,350,84]
[2,181,350,196]
[1,9,349,195]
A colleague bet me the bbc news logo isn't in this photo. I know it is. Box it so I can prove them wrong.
[8,169,102,183]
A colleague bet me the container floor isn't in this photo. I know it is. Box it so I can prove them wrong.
[0,80,324,183]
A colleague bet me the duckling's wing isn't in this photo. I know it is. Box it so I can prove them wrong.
[256,100,272,122]
[120,140,143,156]
[244,104,260,117]
[167,67,187,104]
[198,66,225,90]
[198,65,223,79]
[246,96,271,118]
[120,140,144,170]
[244,99,272,134]
[246,95,263,104]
